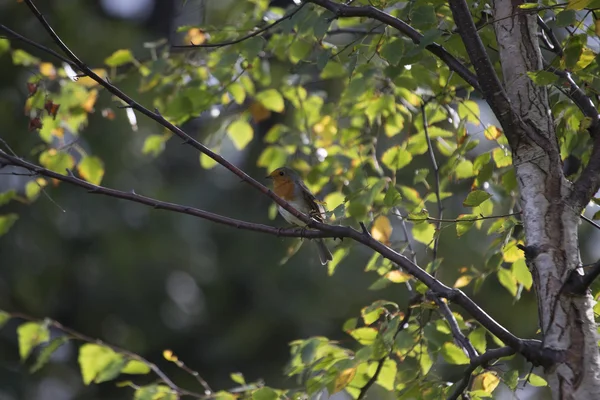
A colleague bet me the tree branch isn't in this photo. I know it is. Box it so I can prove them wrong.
[447,346,516,400]
[0,150,336,239]
[304,0,481,92]
[357,304,413,400]
[564,258,600,295]
[427,292,478,359]
[447,0,515,139]
[15,0,551,366]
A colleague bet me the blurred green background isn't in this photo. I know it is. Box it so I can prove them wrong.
[0,1,598,399]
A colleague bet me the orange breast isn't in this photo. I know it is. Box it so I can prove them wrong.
[273,179,296,201]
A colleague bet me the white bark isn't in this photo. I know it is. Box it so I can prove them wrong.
[493,2,600,398]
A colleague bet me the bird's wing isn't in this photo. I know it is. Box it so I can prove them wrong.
[301,186,327,222]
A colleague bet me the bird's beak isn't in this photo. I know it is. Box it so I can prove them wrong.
[265,175,272,180]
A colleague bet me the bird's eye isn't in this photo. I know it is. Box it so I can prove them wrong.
[279,171,284,176]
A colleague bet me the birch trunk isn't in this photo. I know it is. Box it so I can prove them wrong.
[492,2,600,398]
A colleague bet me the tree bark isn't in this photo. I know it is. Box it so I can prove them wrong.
[492,2,600,398]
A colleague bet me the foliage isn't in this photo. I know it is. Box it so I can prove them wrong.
[3,0,600,399]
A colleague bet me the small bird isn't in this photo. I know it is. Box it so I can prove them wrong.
[266,167,333,265]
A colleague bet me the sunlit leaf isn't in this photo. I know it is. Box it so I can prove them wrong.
[371,215,392,244]
[256,89,284,112]
[252,387,279,400]
[121,360,151,375]
[77,156,104,185]
[472,372,500,394]
[512,258,533,290]
[463,190,492,207]
[105,49,135,67]
[18,322,50,361]
[412,222,435,247]
[39,149,75,176]
[527,373,548,387]
[30,336,68,373]
[441,342,469,365]
[333,368,356,393]
[227,119,254,150]
[78,344,126,385]
[454,275,472,288]
[497,268,518,297]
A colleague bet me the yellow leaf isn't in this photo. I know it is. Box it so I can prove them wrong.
[371,215,392,244]
[472,372,500,394]
[39,62,56,78]
[185,28,206,45]
[249,101,271,123]
[386,270,411,283]
[82,89,98,113]
[162,349,178,362]
[484,125,501,140]
[502,240,523,263]
[333,368,357,393]
[453,275,472,288]
[76,69,107,87]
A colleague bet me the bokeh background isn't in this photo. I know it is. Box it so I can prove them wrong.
[0,1,599,399]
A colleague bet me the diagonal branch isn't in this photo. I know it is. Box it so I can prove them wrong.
[0,150,334,239]
[427,291,478,359]
[304,0,481,92]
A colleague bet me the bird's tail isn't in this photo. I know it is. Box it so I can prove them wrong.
[315,239,333,265]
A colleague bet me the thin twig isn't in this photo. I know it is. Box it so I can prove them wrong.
[171,4,306,49]
[422,103,443,267]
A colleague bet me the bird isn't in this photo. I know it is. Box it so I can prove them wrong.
[266,166,333,265]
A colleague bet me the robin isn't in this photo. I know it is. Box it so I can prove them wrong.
[266,167,333,265]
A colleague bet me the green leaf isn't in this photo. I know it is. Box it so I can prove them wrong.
[0,38,10,56]
[289,40,312,64]
[142,135,167,156]
[77,156,104,185]
[0,190,16,206]
[349,327,378,345]
[105,49,135,67]
[455,160,474,179]
[18,321,50,361]
[230,372,245,385]
[556,10,577,28]
[228,83,246,104]
[39,150,75,175]
[377,359,397,390]
[458,101,480,124]
[463,190,492,207]
[412,222,436,247]
[0,214,18,236]
[252,387,278,400]
[527,71,559,86]
[121,359,151,375]
[12,49,40,66]
[0,311,10,329]
[492,147,512,167]
[383,186,402,207]
[468,327,487,354]
[256,89,285,112]
[497,268,518,297]
[441,342,470,365]
[78,344,125,385]
[381,146,412,171]
[227,119,254,150]
[410,5,437,29]
[30,336,69,373]
[512,259,533,290]
[134,384,178,400]
[456,214,477,236]
[527,373,548,387]
[380,38,404,66]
